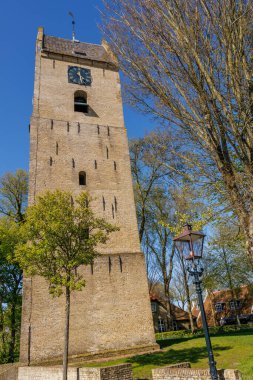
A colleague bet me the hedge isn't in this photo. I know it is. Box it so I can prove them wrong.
[156,323,253,340]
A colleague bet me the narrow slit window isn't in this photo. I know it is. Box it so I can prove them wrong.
[114,161,117,171]
[49,157,53,166]
[91,262,94,275]
[102,196,106,211]
[79,171,86,186]
[67,122,70,132]
[109,257,112,273]
[114,196,117,212]
[97,125,100,134]
[56,142,58,155]
[112,204,115,219]
[119,256,123,272]
[94,160,97,169]
[78,122,80,133]
[72,159,75,168]
[51,120,54,130]
[107,126,110,136]
[53,60,55,69]
[74,91,88,113]
[106,146,109,159]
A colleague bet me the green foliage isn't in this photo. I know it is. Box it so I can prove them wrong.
[203,223,252,292]
[15,190,119,296]
[0,169,28,222]
[0,217,23,363]
[155,324,253,341]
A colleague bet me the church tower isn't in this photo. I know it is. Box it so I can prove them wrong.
[20,27,157,363]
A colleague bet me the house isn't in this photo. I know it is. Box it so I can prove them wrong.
[192,284,253,327]
[150,294,197,332]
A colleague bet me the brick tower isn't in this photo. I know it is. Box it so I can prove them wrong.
[20,27,157,363]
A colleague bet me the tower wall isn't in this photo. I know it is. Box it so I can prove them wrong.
[20,28,157,363]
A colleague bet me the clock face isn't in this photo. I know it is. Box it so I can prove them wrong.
[68,66,92,86]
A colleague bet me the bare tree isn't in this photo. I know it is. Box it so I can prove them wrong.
[130,133,172,242]
[102,0,253,266]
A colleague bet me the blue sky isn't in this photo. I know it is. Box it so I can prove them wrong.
[0,0,155,177]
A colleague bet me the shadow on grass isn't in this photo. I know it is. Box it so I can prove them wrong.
[157,337,195,349]
[127,345,232,369]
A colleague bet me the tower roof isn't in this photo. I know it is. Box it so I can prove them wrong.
[42,34,117,66]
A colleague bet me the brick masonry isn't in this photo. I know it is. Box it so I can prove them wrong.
[20,27,157,363]
[152,366,243,380]
[17,364,133,380]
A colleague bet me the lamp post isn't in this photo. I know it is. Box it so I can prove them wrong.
[173,223,218,380]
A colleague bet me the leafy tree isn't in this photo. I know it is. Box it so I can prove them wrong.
[102,0,253,267]
[0,218,23,362]
[0,170,27,362]
[203,223,253,325]
[0,170,28,222]
[15,190,118,380]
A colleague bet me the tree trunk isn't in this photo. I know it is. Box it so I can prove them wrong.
[209,292,217,327]
[63,286,70,380]
[8,302,16,362]
[181,260,195,333]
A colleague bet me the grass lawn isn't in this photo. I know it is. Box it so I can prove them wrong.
[71,329,253,379]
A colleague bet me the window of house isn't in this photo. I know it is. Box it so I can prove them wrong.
[215,302,225,312]
[151,302,157,313]
[94,160,97,169]
[158,317,165,332]
[72,159,75,168]
[79,171,86,186]
[230,300,241,310]
[106,146,109,159]
[74,91,88,113]
[56,142,58,155]
[114,161,117,170]
[107,126,110,136]
[114,196,117,212]
[49,157,53,166]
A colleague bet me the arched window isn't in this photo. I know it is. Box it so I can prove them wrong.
[79,171,86,186]
[74,91,88,113]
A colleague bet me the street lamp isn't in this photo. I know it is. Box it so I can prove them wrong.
[173,223,218,380]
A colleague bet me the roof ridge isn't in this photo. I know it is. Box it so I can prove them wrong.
[45,34,103,48]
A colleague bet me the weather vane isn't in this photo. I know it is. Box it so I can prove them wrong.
[68,12,76,42]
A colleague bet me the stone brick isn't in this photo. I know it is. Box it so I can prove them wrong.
[20,27,157,363]
[17,364,133,380]
[151,367,242,380]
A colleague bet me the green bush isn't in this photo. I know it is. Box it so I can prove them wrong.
[156,324,253,341]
